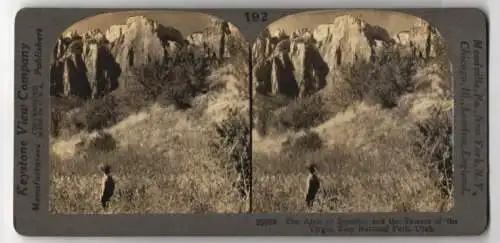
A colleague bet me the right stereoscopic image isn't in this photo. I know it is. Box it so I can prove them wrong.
[251,10,453,212]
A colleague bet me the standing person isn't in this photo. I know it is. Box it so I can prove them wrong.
[305,163,320,208]
[100,164,115,209]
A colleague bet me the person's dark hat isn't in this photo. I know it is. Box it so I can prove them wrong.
[101,164,111,174]
[306,163,317,172]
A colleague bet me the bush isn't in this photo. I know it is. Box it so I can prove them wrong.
[50,95,124,137]
[210,107,251,199]
[87,131,118,152]
[341,48,418,108]
[254,92,331,136]
[278,94,330,131]
[413,106,453,198]
[80,95,121,132]
[50,97,85,137]
[132,45,215,109]
[281,130,323,153]
[253,94,292,136]
[254,106,272,137]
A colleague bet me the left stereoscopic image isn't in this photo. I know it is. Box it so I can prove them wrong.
[49,11,251,214]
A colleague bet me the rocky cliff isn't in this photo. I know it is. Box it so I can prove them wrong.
[186,19,242,60]
[253,14,447,98]
[50,16,242,99]
[50,33,119,99]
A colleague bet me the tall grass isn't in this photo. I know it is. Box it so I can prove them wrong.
[49,56,250,214]
[252,48,453,213]
[253,119,452,212]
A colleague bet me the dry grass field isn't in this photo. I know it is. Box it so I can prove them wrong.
[252,99,453,213]
[251,25,454,212]
[49,15,251,214]
[50,60,251,213]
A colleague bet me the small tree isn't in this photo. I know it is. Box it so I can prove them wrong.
[210,107,252,211]
[341,48,418,108]
[414,106,453,198]
[278,94,329,131]
[132,45,214,109]
[82,95,120,132]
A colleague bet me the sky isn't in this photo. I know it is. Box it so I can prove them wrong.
[62,9,432,41]
[265,9,429,37]
[62,10,220,37]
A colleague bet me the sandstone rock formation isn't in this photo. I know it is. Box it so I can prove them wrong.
[187,19,233,61]
[253,14,447,99]
[50,32,121,99]
[50,16,242,100]
[313,15,390,68]
[254,28,328,98]
[106,16,185,75]
[404,20,446,60]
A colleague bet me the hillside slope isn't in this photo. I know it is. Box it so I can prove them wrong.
[49,16,250,213]
[252,14,453,212]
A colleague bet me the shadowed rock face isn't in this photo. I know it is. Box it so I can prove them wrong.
[84,41,121,98]
[187,19,232,60]
[253,14,446,99]
[51,35,122,99]
[51,38,92,99]
[253,29,329,98]
[405,21,445,60]
[50,16,239,100]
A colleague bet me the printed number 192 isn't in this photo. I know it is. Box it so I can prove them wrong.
[245,12,268,22]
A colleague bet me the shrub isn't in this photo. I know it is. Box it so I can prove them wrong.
[210,107,251,200]
[341,48,418,108]
[281,130,324,153]
[81,95,121,132]
[132,45,214,109]
[253,94,292,136]
[254,106,272,137]
[87,131,118,152]
[413,106,453,198]
[278,94,330,131]
[254,92,331,135]
[50,97,85,137]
